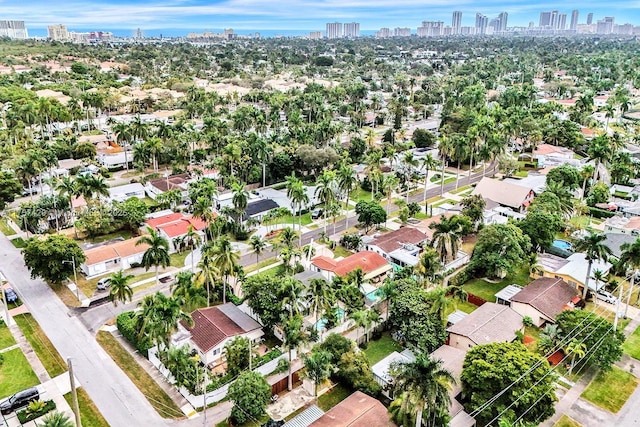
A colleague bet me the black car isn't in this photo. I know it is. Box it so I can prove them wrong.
[311,208,324,219]
[4,288,17,304]
[0,387,39,415]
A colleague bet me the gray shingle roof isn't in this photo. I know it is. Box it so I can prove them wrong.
[446,302,523,345]
[510,277,578,321]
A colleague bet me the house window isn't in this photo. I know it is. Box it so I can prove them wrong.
[213,348,220,355]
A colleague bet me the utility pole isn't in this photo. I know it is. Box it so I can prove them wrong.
[614,279,625,331]
[68,358,81,427]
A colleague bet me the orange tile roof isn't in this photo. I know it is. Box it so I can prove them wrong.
[312,251,390,277]
[311,256,337,271]
[146,212,184,229]
[84,238,149,265]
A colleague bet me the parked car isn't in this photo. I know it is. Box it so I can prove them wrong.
[4,288,17,304]
[595,289,618,304]
[0,387,39,415]
[96,277,112,291]
[311,208,323,220]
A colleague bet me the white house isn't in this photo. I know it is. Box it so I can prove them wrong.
[97,150,134,169]
[108,183,146,203]
[371,349,415,398]
[80,238,149,277]
[172,303,264,366]
[363,227,428,268]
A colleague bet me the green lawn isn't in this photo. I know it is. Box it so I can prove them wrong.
[432,199,456,208]
[581,366,639,413]
[64,388,110,427]
[318,383,352,411]
[245,257,279,273]
[170,251,190,268]
[83,230,133,244]
[450,185,471,195]
[623,325,640,360]
[332,246,353,259]
[11,237,26,248]
[463,266,531,302]
[264,213,312,227]
[350,188,373,203]
[0,217,16,236]
[554,414,582,427]
[0,322,16,350]
[0,348,40,398]
[96,331,183,419]
[252,265,285,280]
[13,314,67,377]
[363,333,403,365]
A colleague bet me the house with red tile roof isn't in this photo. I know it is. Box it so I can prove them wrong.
[311,251,391,282]
[173,303,264,366]
[80,238,150,278]
[145,212,210,252]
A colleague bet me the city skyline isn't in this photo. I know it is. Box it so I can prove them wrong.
[4,0,640,37]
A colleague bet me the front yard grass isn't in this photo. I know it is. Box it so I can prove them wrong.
[264,213,312,227]
[463,266,531,302]
[581,366,639,413]
[13,313,67,377]
[332,246,353,259]
[554,414,582,427]
[64,388,110,427]
[11,237,26,248]
[170,251,190,268]
[0,217,16,236]
[317,383,352,411]
[0,321,16,349]
[363,333,403,365]
[350,188,373,203]
[623,325,640,360]
[0,348,40,398]
[96,331,183,419]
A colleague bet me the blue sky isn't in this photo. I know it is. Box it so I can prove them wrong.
[4,0,640,36]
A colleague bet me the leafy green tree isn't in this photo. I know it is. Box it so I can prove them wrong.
[0,171,22,211]
[586,182,610,207]
[108,270,134,307]
[461,342,557,426]
[555,310,624,371]
[242,275,283,332]
[227,371,271,425]
[302,350,332,396]
[355,200,387,233]
[390,353,455,427]
[468,224,531,279]
[224,336,251,377]
[336,350,381,396]
[517,209,563,252]
[22,235,86,285]
[546,165,581,190]
[137,227,171,286]
[460,194,486,228]
[114,197,149,232]
[318,333,353,364]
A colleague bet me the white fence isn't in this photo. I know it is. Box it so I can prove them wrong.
[148,346,295,408]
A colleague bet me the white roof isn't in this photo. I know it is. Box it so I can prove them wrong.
[554,253,611,289]
[472,177,533,209]
[388,248,420,266]
[495,284,524,302]
[371,350,415,384]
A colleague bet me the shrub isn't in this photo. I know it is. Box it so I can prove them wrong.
[17,400,56,423]
[588,207,615,219]
[116,312,152,356]
[274,357,289,374]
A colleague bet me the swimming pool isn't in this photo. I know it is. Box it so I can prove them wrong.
[552,239,573,251]
[314,308,345,331]
[365,288,384,303]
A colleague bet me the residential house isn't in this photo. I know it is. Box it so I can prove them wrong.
[446,302,524,351]
[309,391,395,427]
[532,144,581,168]
[255,185,320,213]
[430,345,476,427]
[173,303,264,366]
[80,238,149,278]
[371,349,416,398]
[310,251,391,282]
[603,233,638,259]
[363,227,428,268]
[603,215,640,236]
[242,199,280,223]
[471,177,535,212]
[145,173,190,200]
[107,183,146,203]
[534,252,612,294]
[494,284,524,306]
[509,278,579,327]
[145,212,208,252]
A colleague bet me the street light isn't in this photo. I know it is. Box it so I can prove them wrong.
[62,257,80,301]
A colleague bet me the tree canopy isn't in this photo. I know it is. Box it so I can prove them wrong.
[22,234,85,285]
[468,224,531,279]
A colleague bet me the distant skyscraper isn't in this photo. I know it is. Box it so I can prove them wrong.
[587,13,593,25]
[497,12,508,31]
[596,16,615,34]
[134,28,144,39]
[418,21,444,36]
[343,22,360,38]
[452,11,462,34]
[309,31,322,39]
[376,28,391,38]
[475,13,488,34]
[539,11,552,27]
[47,24,68,41]
[0,20,27,39]
[394,27,411,37]
[550,10,559,29]
[326,22,342,39]
[570,10,579,31]
[558,13,567,30]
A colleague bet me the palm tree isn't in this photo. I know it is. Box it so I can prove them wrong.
[308,278,333,325]
[136,226,171,287]
[183,225,202,273]
[403,152,419,202]
[430,216,463,263]
[211,237,239,303]
[231,182,249,223]
[378,279,397,321]
[580,165,595,201]
[382,175,399,221]
[191,197,214,241]
[390,354,455,427]
[195,245,220,307]
[416,248,443,286]
[172,271,207,311]
[365,309,382,342]
[249,235,267,265]
[282,314,307,390]
[574,233,612,299]
[138,292,192,350]
[349,309,368,345]
[337,164,357,228]
[420,154,439,213]
[302,350,332,396]
[618,238,640,316]
[287,176,309,246]
[565,339,586,375]
[315,171,337,235]
[281,277,306,318]
[108,270,134,307]
[41,412,74,427]
[427,288,452,324]
[75,174,109,203]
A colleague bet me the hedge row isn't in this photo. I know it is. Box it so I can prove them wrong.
[116,312,152,357]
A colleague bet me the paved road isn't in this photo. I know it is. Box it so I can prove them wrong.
[0,233,177,427]
[238,163,496,267]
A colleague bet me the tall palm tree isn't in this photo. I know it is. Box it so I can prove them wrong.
[283,314,307,391]
[430,216,463,263]
[416,248,443,285]
[138,292,192,350]
[427,288,453,324]
[231,182,249,223]
[390,354,455,427]
[183,225,202,273]
[195,245,220,307]
[349,309,368,345]
[315,171,337,235]
[302,350,332,396]
[420,154,439,213]
[564,339,586,375]
[308,278,333,324]
[337,164,357,228]
[136,227,171,287]
[365,309,382,342]
[191,197,215,241]
[403,152,419,202]
[574,233,612,299]
[619,238,640,315]
[172,271,207,311]
[281,277,306,318]
[211,237,239,304]
[382,175,399,221]
[249,235,267,265]
[287,176,309,246]
[108,270,134,307]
